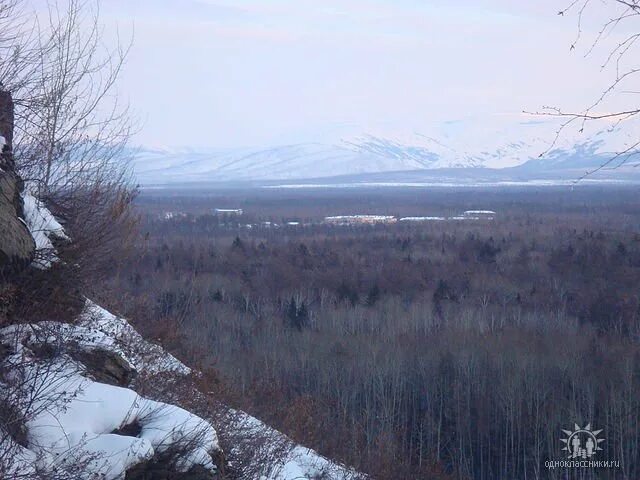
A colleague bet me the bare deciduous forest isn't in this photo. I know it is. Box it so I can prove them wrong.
[99,187,640,480]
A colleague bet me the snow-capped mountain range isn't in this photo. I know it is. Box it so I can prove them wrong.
[132,116,640,186]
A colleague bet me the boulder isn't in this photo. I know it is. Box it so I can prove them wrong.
[0,90,35,272]
[69,345,137,387]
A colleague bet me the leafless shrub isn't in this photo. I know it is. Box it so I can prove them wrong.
[8,263,85,324]
[213,407,290,480]
[0,322,95,478]
[123,418,217,480]
[0,0,138,300]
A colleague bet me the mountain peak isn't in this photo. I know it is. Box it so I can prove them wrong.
[132,116,640,185]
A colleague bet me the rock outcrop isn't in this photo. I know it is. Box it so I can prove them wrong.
[0,90,35,272]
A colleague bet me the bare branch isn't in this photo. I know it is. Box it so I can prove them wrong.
[537,0,640,177]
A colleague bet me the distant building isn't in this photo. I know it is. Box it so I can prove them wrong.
[463,210,495,219]
[399,216,446,222]
[324,215,397,225]
[215,208,243,216]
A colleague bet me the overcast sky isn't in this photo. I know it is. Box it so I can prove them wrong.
[78,0,630,148]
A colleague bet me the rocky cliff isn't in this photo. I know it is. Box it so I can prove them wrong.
[0,90,35,272]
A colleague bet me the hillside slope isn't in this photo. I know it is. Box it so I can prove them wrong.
[132,117,640,185]
[0,160,364,479]
[2,299,365,479]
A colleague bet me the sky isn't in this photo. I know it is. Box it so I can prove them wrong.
[69,0,636,149]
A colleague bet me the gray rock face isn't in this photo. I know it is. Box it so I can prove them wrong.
[0,89,14,149]
[69,346,137,387]
[0,90,35,272]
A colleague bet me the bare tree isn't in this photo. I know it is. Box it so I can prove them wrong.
[14,0,133,190]
[0,0,138,293]
[0,1,38,94]
[536,1,640,178]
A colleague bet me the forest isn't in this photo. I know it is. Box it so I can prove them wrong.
[98,186,640,480]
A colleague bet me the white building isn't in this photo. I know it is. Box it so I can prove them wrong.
[215,208,243,216]
[463,210,496,219]
[324,215,397,225]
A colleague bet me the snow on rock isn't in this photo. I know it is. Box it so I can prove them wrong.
[25,373,156,479]
[0,323,218,479]
[78,300,191,375]
[25,372,219,479]
[22,192,68,268]
[0,300,190,378]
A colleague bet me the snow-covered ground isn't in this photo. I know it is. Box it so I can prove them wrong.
[1,312,219,479]
[78,301,191,376]
[226,411,364,480]
[262,178,640,189]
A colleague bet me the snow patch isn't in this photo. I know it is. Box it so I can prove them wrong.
[24,365,218,479]
[0,321,216,479]
[78,300,191,376]
[227,410,365,480]
[22,192,68,268]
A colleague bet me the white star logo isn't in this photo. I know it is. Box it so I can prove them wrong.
[561,424,605,459]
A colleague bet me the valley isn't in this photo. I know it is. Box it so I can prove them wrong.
[99,185,640,479]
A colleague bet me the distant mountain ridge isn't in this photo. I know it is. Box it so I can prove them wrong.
[132,116,640,185]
